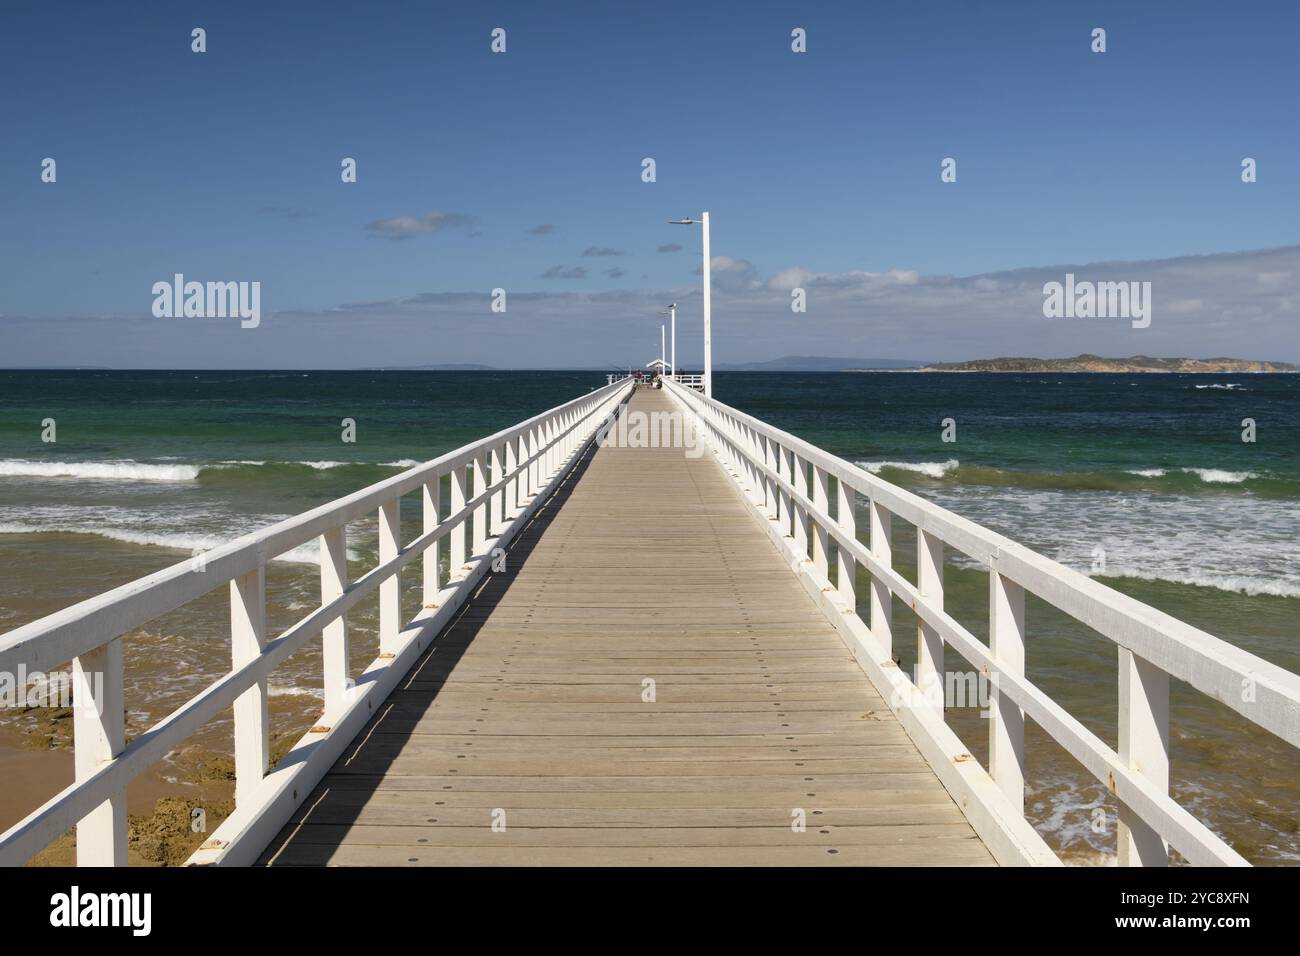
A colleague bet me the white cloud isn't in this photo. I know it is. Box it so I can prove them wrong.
[364,211,474,239]
[5,245,1299,368]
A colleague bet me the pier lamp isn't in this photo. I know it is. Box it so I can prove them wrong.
[668,213,711,397]
[660,304,676,376]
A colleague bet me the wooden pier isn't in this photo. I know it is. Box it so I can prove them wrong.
[260,389,992,865]
[2,376,1297,868]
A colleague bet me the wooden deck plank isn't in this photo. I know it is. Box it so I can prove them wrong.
[287,786,962,811]
[260,387,992,867]
[286,804,968,828]
[278,823,983,848]
[265,843,992,867]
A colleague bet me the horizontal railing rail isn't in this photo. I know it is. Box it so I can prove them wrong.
[663,377,1300,867]
[604,372,703,387]
[0,378,634,866]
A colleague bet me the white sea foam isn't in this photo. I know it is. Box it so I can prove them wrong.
[1106,569,1300,598]
[0,520,323,564]
[859,459,959,479]
[0,459,200,481]
[1,458,426,482]
[1180,467,1256,484]
[218,458,420,470]
[918,485,1300,599]
[1026,773,1114,862]
[1123,466,1257,483]
[1194,383,1244,390]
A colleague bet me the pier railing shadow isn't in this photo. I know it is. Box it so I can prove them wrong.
[256,440,602,863]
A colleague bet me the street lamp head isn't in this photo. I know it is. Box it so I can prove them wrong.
[668,218,698,225]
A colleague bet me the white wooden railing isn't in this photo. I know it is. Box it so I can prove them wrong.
[605,372,703,392]
[663,377,1300,867]
[0,378,633,866]
[669,373,705,391]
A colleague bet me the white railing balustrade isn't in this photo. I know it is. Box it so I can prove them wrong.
[605,372,703,391]
[0,379,633,867]
[663,377,1300,867]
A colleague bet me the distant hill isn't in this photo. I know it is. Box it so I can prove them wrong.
[715,356,929,372]
[922,354,1300,373]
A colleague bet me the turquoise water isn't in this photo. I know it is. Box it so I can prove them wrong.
[0,370,1296,863]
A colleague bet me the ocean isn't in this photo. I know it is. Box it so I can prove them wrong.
[0,369,1297,863]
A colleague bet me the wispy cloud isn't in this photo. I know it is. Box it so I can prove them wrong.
[656,243,682,253]
[603,267,627,279]
[581,246,625,257]
[694,255,757,289]
[364,211,475,240]
[529,223,556,236]
[6,246,1299,368]
[540,265,587,280]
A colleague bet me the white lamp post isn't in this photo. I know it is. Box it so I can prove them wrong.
[661,304,676,377]
[668,212,711,397]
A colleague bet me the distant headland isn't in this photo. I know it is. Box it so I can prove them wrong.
[882,354,1300,374]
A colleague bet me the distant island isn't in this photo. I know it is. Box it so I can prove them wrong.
[902,354,1300,374]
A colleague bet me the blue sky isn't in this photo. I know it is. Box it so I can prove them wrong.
[2,0,1297,367]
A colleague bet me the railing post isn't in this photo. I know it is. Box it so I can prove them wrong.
[472,453,488,558]
[72,638,126,866]
[812,466,830,580]
[791,452,808,555]
[528,426,540,498]
[490,444,504,534]
[378,496,401,656]
[320,524,351,721]
[231,565,269,805]
[508,435,522,513]
[869,500,893,655]
[514,434,527,507]
[774,443,789,531]
[836,479,856,611]
[989,571,1026,813]
[722,413,735,470]
[916,529,944,713]
[450,463,467,578]
[422,476,441,605]
[1118,648,1170,866]
[739,425,754,497]
[763,436,778,518]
